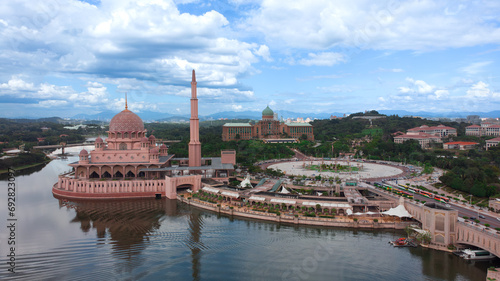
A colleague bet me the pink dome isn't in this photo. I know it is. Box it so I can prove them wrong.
[141,137,148,143]
[79,149,88,155]
[95,137,103,143]
[109,109,144,132]
[148,135,156,140]
[150,147,159,154]
[160,144,167,149]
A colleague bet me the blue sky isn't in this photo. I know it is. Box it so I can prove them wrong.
[0,0,499,118]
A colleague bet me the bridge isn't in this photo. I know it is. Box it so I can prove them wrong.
[34,142,93,154]
[404,200,500,257]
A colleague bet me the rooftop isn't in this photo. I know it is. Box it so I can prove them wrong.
[223,123,252,127]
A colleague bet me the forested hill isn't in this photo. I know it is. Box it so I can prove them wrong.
[311,115,467,141]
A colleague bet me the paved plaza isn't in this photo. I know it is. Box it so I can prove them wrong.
[268,160,404,180]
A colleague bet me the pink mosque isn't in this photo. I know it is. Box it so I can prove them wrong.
[53,70,236,199]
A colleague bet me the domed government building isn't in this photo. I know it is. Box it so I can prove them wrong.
[222,106,314,142]
[53,71,236,199]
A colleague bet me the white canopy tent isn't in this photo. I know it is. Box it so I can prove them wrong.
[382,205,412,218]
[239,175,252,188]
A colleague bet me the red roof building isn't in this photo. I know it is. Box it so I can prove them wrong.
[466,123,500,137]
[443,141,478,150]
[407,124,457,138]
[486,137,500,150]
[394,132,442,148]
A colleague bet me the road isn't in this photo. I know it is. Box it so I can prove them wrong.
[383,182,500,229]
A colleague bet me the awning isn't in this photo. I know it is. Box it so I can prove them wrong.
[249,196,266,201]
[270,198,296,204]
[302,202,351,208]
[382,204,412,218]
[202,187,220,194]
[221,191,240,198]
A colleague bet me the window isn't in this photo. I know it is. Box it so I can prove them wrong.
[119,143,127,150]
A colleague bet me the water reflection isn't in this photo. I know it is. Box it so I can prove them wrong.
[57,197,176,255]
[0,162,48,180]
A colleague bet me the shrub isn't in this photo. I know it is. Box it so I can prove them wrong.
[485,223,490,227]
[463,216,469,219]
[373,219,378,223]
[353,218,358,222]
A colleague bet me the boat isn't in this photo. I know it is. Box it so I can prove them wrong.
[389,238,417,247]
[458,249,495,260]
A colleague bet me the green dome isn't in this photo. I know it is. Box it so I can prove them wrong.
[262,106,274,116]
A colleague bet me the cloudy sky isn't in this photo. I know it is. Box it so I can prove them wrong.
[0,0,499,118]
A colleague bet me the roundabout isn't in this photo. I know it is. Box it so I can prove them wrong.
[267,160,406,181]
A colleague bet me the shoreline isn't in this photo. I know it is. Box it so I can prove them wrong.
[0,159,51,174]
[177,195,412,230]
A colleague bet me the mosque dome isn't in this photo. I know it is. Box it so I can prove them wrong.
[109,109,144,132]
[150,147,159,154]
[95,137,103,143]
[262,106,274,116]
[79,149,88,155]
[141,137,148,143]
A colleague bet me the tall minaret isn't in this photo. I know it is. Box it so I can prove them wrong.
[189,70,202,167]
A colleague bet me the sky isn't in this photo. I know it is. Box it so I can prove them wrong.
[0,0,499,119]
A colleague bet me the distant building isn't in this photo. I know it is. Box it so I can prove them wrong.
[393,133,442,148]
[466,122,500,137]
[222,106,314,142]
[393,124,457,148]
[467,115,481,125]
[406,125,457,138]
[443,141,478,150]
[486,137,500,150]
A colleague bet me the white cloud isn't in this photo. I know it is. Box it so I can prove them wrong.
[460,61,492,75]
[268,100,276,106]
[298,52,345,66]
[0,76,35,92]
[254,45,272,62]
[429,89,449,100]
[466,81,500,99]
[245,0,500,51]
[377,68,403,73]
[35,100,69,108]
[231,104,243,111]
[399,77,434,95]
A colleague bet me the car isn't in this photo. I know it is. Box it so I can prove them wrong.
[479,215,485,219]
[470,217,476,220]
[497,217,500,222]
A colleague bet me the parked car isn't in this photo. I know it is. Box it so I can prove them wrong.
[470,217,476,220]
[479,215,485,219]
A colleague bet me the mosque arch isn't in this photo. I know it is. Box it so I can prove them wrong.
[102,171,111,178]
[126,170,135,178]
[114,170,124,178]
[89,171,99,178]
[124,132,129,138]
[119,143,127,150]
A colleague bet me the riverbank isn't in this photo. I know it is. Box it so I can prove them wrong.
[0,159,51,174]
[177,195,412,230]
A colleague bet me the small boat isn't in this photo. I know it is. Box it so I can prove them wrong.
[459,249,495,260]
[389,238,417,247]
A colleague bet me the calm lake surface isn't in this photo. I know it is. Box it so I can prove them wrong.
[0,155,498,280]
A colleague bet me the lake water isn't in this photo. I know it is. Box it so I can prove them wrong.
[0,156,498,280]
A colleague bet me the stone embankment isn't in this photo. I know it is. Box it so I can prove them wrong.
[178,196,411,230]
